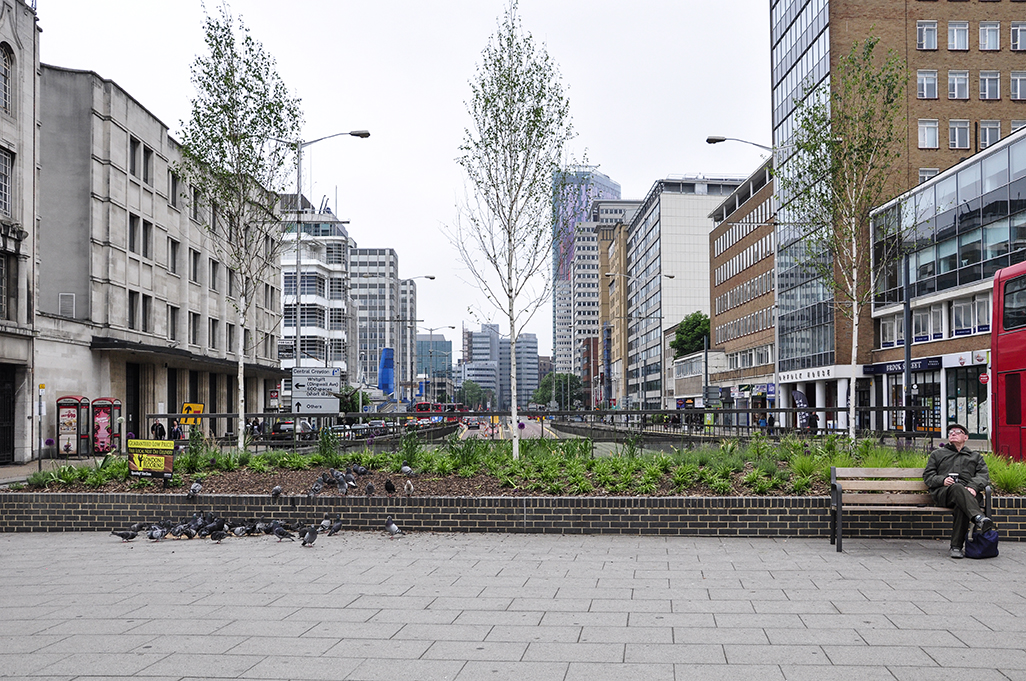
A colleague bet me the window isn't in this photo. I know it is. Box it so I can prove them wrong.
[190,249,201,283]
[948,21,969,50]
[129,137,140,178]
[918,20,938,50]
[917,70,938,99]
[980,22,1000,50]
[949,70,969,99]
[227,323,236,352]
[169,171,179,208]
[1013,72,1026,100]
[209,259,219,291]
[0,44,12,115]
[950,120,970,150]
[190,186,201,222]
[128,291,139,330]
[980,121,1001,150]
[920,168,939,184]
[142,221,152,259]
[142,146,153,185]
[0,255,7,320]
[208,318,219,349]
[981,71,1001,100]
[141,295,152,333]
[189,312,200,345]
[952,298,974,335]
[167,305,179,341]
[1013,22,1026,51]
[919,119,939,149]
[1014,121,1026,133]
[128,215,139,254]
[168,238,179,274]
[228,271,236,298]
[1004,275,1026,330]
[329,278,344,300]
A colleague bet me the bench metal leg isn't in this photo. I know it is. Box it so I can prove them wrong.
[835,503,843,553]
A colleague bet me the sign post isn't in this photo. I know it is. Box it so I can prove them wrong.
[291,367,341,414]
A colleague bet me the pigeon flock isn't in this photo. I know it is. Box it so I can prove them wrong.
[110,462,417,545]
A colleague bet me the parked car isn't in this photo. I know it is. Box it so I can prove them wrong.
[269,420,316,441]
[329,424,352,440]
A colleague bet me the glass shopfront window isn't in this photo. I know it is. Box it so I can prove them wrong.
[946,365,989,437]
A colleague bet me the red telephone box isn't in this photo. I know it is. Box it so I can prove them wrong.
[56,395,91,457]
[91,397,123,455]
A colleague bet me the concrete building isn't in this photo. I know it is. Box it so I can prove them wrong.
[552,168,620,375]
[461,323,500,408]
[708,160,776,423]
[500,331,539,409]
[772,0,1026,427]
[279,198,356,402]
[37,64,282,446]
[0,1,38,463]
[595,200,639,409]
[613,176,743,410]
[868,128,1026,443]
[350,247,401,394]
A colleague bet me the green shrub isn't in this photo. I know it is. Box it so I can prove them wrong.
[789,454,820,479]
[988,456,1026,494]
[708,476,732,494]
[790,475,813,494]
[671,463,699,491]
[317,427,339,458]
[859,448,895,469]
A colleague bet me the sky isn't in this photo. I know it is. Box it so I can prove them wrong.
[37,0,772,357]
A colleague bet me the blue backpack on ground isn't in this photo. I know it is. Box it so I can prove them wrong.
[965,528,999,559]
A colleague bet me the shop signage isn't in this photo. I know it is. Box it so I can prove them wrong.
[862,357,941,375]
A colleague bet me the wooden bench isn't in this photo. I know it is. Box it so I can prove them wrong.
[830,467,993,552]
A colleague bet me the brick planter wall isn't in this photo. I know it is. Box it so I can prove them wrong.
[2,493,1025,541]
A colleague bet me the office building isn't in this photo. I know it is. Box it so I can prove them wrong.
[417,332,452,403]
[350,247,401,393]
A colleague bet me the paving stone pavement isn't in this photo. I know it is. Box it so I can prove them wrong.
[1,529,1025,680]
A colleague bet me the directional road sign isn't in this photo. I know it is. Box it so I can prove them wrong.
[292,367,341,414]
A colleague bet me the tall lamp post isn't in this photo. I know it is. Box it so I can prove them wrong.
[284,130,369,370]
[604,272,675,410]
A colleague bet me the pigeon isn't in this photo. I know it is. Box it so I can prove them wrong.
[327,514,343,536]
[384,479,396,496]
[187,481,202,500]
[384,516,403,538]
[129,522,147,533]
[270,485,282,499]
[354,464,368,476]
[400,461,413,476]
[111,530,137,542]
[209,530,228,543]
[344,471,357,488]
[232,526,247,537]
[365,482,375,496]
[147,526,167,541]
[180,526,197,540]
[308,478,324,498]
[404,479,414,496]
[319,513,332,533]
[168,524,185,538]
[302,526,318,547]
[273,525,295,542]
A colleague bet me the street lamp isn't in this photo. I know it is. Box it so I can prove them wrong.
[705,135,773,152]
[286,129,369,370]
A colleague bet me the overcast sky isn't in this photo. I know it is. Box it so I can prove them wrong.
[38,0,771,356]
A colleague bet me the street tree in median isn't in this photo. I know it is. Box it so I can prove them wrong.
[532,372,582,411]
[448,1,576,458]
[177,6,302,451]
[775,36,910,439]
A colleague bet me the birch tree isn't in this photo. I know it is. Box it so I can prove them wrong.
[449,1,575,458]
[177,5,302,450]
[775,36,908,438]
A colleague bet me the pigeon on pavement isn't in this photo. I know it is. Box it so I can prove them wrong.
[273,525,295,542]
[147,526,167,541]
[327,514,343,536]
[384,516,403,538]
[129,522,147,533]
[270,485,282,499]
[187,481,202,500]
[319,513,332,533]
[111,530,137,542]
[232,526,247,537]
[210,530,228,543]
[404,479,414,496]
[384,479,396,495]
[302,526,318,547]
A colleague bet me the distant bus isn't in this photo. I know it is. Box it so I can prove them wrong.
[992,260,1026,460]
[412,402,433,414]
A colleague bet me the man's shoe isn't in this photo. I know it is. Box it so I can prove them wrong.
[975,515,996,533]
[950,547,964,559]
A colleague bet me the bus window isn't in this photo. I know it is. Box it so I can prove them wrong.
[1004,275,1026,330]
[1007,373,1022,425]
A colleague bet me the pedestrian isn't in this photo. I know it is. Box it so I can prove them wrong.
[150,420,166,440]
[807,411,819,435]
[767,413,776,436]
[169,419,183,440]
[924,423,994,559]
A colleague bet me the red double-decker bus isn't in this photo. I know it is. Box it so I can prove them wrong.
[992,260,1026,460]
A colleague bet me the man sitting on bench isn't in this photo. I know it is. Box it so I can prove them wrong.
[923,422,994,559]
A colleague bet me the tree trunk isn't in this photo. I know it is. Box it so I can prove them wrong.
[237,295,247,451]
[848,228,858,440]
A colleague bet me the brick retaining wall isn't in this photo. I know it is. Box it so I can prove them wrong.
[2,493,1025,542]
